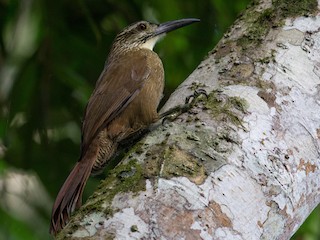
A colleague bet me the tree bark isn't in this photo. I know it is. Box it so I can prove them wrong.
[57,0,320,239]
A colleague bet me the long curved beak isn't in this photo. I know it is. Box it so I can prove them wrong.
[154,18,200,36]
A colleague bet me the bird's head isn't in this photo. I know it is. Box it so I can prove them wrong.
[110,18,200,54]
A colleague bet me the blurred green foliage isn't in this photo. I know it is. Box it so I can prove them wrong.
[0,0,318,239]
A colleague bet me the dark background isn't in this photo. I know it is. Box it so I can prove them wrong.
[0,0,318,239]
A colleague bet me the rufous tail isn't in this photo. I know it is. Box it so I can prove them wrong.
[49,157,95,235]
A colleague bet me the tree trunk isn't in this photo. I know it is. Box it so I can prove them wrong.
[56,0,320,239]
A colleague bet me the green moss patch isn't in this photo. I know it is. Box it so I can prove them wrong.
[273,0,318,18]
[237,0,317,49]
[162,145,206,184]
[205,91,248,127]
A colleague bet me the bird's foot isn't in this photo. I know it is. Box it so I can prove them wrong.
[160,89,208,124]
[184,88,208,105]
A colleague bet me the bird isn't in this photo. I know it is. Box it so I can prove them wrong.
[50,18,200,235]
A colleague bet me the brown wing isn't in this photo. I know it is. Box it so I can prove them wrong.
[80,51,151,158]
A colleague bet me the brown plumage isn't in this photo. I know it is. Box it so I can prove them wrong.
[50,18,199,235]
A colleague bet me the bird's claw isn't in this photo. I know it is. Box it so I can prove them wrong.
[161,107,183,125]
[160,89,208,125]
[185,89,208,104]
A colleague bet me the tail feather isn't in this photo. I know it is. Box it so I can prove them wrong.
[50,159,94,235]
[50,133,116,235]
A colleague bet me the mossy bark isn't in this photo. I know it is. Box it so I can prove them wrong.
[57,0,320,239]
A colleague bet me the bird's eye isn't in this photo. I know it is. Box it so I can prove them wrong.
[138,23,147,31]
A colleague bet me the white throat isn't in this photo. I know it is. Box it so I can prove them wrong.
[140,35,163,50]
